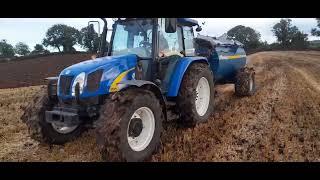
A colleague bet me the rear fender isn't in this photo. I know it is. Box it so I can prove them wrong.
[166,57,210,97]
[119,80,167,121]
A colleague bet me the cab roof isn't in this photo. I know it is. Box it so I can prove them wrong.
[177,18,199,26]
[116,18,199,27]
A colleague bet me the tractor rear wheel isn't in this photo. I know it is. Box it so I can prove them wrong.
[177,63,215,127]
[235,67,256,96]
[95,88,163,162]
[20,86,85,145]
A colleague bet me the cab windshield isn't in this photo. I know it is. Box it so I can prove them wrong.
[111,19,154,58]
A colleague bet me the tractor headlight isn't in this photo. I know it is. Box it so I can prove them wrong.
[71,72,86,96]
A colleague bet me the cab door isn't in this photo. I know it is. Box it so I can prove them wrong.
[182,26,195,57]
[157,18,184,92]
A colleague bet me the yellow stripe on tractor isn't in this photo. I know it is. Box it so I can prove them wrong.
[227,55,241,59]
[109,68,135,92]
[219,54,245,60]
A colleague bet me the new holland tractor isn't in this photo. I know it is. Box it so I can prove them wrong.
[21,18,255,161]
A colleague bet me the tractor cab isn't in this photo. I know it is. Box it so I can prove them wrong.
[105,18,201,58]
[100,18,202,92]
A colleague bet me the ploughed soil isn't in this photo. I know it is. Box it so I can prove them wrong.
[0,53,93,89]
[0,51,320,161]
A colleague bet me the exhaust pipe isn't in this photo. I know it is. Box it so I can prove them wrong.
[98,18,108,58]
[75,83,80,104]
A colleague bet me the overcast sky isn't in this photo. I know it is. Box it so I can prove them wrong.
[1,18,319,52]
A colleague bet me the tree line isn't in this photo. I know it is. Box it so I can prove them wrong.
[0,40,49,58]
[0,24,101,58]
[1,18,320,58]
[227,18,320,53]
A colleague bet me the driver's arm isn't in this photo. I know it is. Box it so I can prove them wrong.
[159,49,183,57]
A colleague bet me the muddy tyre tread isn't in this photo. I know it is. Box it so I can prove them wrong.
[177,63,215,127]
[235,67,256,96]
[95,88,163,162]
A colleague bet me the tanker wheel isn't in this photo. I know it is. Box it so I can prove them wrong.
[235,67,256,96]
[20,86,85,145]
[95,88,163,162]
[177,63,215,127]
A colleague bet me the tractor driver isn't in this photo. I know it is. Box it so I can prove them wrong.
[158,31,184,58]
[157,30,184,90]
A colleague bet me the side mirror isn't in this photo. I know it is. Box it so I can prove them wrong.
[88,21,101,37]
[196,26,202,32]
[165,18,177,33]
[88,24,95,35]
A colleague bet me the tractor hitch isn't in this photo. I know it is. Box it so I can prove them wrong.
[45,107,80,126]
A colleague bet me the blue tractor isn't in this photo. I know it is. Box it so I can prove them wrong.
[21,18,255,161]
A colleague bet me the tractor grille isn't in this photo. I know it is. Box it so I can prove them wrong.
[87,69,103,92]
[59,75,74,95]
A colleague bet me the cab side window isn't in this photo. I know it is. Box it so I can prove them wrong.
[183,26,195,56]
[158,18,184,56]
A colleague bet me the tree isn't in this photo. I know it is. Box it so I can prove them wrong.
[291,31,309,49]
[272,19,309,49]
[258,41,269,50]
[272,19,293,48]
[269,42,281,49]
[272,19,299,48]
[15,42,30,56]
[31,44,50,55]
[78,25,101,53]
[227,25,261,50]
[34,44,45,51]
[311,18,320,37]
[43,24,80,53]
[0,39,15,57]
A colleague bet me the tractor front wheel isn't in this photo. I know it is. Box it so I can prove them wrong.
[95,88,163,162]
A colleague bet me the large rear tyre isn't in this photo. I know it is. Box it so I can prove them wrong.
[177,63,215,127]
[20,86,85,145]
[235,67,256,96]
[95,88,163,162]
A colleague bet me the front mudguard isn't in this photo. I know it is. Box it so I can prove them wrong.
[118,80,167,121]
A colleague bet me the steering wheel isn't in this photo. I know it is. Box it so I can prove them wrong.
[139,40,151,48]
[139,41,152,56]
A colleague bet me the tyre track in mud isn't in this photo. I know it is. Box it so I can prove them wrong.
[286,63,320,93]
[152,52,320,161]
[1,51,320,161]
[152,56,289,161]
